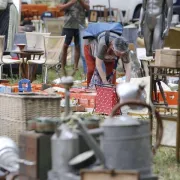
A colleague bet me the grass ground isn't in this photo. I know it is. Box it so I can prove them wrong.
[154,147,180,180]
[7,65,180,179]
[7,65,86,84]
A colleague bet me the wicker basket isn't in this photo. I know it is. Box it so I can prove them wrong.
[0,93,61,144]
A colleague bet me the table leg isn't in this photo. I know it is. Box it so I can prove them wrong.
[153,80,158,103]
[157,80,168,106]
[21,57,26,78]
[150,67,154,104]
[149,67,154,145]
[176,72,180,162]
[141,61,145,77]
[29,64,38,82]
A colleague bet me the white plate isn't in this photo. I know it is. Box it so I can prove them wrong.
[69,151,94,166]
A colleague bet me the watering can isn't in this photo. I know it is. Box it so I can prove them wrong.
[77,101,163,179]
[51,124,79,173]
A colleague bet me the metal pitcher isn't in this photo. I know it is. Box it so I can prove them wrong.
[77,101,163,179]
[51,76,79,174]
[51,124,79,173]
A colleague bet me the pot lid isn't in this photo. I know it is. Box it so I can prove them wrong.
[102,115,140,126]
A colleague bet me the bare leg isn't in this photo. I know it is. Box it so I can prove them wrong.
[124,62,131,82]
[153,15,164,50]
[143,23,153,56]
[74,45,80,70]
[61,44,69,75]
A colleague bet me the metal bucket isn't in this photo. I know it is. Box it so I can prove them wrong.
[77,101,163,179]
[101,119,152,176]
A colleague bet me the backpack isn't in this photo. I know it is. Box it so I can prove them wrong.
[82,22,123,46]
[82,22,123,81]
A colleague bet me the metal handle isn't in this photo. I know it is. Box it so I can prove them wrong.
[110,100,163,154]
[95,84,115,88]
[77,120,106,167]
[10,173,29,180]
[17,159,36,166]
[71,115,106,168]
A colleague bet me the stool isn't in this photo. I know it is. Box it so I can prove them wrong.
[18,79,32,92]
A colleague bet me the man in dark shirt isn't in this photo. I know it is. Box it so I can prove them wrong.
[58,0,90,75]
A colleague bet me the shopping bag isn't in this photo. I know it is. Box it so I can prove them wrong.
[89,68,115,89]
[94,85,120,115]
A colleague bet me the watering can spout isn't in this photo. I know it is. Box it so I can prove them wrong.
[76,120,106,168]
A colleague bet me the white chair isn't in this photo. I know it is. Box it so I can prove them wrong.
[27,35,66,83]
[44,17,64,36]
[0,36,22,79]
[25,32,51,51]
[25,32,51,63]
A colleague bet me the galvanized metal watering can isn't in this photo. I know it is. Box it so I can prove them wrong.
[77,101,163,178]
[50,76,79,176]
[51,124,79,173]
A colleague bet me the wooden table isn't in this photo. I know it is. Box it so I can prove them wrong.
[12,50,44,82]
[149,65,180,162]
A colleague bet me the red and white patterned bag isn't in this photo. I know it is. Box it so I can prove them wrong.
[95,85,120,115]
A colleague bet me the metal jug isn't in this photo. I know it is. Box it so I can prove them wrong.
[51,124,79,173]
[116,82,146,109]
[51,75,79,173]
[77,101,163,179]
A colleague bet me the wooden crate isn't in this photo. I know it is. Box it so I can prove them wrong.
[70,92,96,108]
[158,91,178,105]
[81,170,140,180]
[155,49,180,67]
[19,131,52,180]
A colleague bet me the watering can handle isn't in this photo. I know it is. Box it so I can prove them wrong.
[110,100,163,154]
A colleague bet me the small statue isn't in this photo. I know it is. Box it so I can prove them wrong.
[138,0,173,56]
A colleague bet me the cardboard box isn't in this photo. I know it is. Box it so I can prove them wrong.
[158,91,178,105]
[155,49,180,67]
[70,92,96,108]
[60,105,85,112]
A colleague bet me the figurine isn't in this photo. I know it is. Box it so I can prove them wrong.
[138,0,173,56]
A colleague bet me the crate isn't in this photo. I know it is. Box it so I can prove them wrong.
[81,170,139,180]
[70,92,96,108]
[155,49,180,67]
[19,131,52,180]
[0,93,61,144]
[158,91,178,105]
